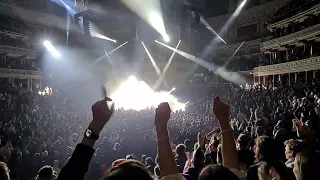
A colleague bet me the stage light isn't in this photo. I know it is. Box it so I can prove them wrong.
[110,76,186,111]
[163,34,170,42]
[43,40,61,58]
[121,0,168,43]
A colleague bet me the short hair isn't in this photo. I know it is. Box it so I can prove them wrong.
[255,136,278,162]
[237,133,251,149]
[284,139,306,157]
[199,164,239,180]
[104,159,153,180]
[175,144,186,155]
[0,162,9,180]
[38,165,53,179]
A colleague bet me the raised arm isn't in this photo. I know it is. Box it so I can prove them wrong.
[58,96,114,180]
[213,97,240,170]
[155,102,180,178]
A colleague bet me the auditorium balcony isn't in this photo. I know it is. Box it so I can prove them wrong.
[256,2,320,87]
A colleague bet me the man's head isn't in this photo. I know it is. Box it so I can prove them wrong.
[104,159,153,180]
[0,162,10,180]
[199,164,239,180]
[237,133,251,150]
[284,139,306,160]
[37,165,55,180]
[254,136,278,162]
[175,144,186,156]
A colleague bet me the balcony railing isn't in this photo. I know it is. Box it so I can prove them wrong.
[0,45,36,57]
[268,3,320,30]
[261,23,320,51]
[253,55,320,76]
[267,1,320,29]
[0,68,43,79]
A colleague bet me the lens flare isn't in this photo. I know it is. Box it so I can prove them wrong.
[110,76,187,111]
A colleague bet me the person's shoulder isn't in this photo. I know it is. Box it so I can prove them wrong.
[161,174,187,180]
[229,168,246,180]
[246,164,261,180]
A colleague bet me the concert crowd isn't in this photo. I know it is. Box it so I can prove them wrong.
[0,71,319,180]
[1,0,320,179]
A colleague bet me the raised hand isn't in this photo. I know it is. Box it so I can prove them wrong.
[197,132,206,150]
[90,87,115,134]
[155,102,171,128]
[213,96,229,122]
[102,86,112,101]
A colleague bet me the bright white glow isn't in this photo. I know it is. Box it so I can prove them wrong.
[108,41,128,55]
[200,0,247,58]
[155,40,247,85]
[234,0,248,17]
[43,41,61,58]
[90,23,117,43]
[148,12,167,38]
[91,31,117,43]
[121,0,167,41]
[154,40,181,89]
[141,41,162,76]
[110,76,187,111]
[200,16,227,44]
[163,34,170,42]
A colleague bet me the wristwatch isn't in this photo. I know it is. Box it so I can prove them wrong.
[84,129,99,140]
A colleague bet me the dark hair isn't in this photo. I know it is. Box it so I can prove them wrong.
[238,149,254,168]
[237,133,251,149]
[104,159,153,180]
[199,164,239,180]
[38,165,53,179]
[175,144,186,155]
[0,162,9,180]
[255,136,279,163]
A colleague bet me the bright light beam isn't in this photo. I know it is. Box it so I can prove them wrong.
[200,16,226,44]
[104,50,116,77]
[43,41,61,58]
[155,40,247,85]
[224,41,245,67]
[201,0,247,58]
[108,41,128,54]
[91,31,117,43]
[141,41,162,77]
[120,0,168,40]
[90,41,128,67]
[51,0,77,16]
[90,23,117,43]
[154,40,181,89]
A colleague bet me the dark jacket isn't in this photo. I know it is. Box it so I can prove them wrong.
[58,144,95,180]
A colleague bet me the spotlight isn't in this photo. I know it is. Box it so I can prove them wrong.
[163,34,170,42]
[43,40,61,58]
